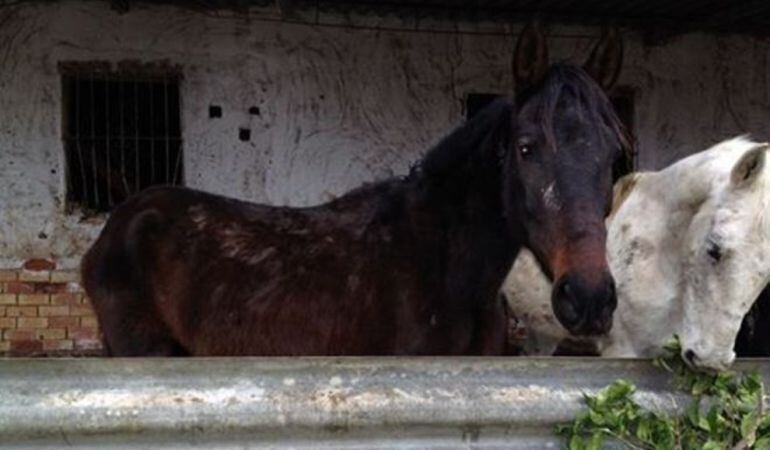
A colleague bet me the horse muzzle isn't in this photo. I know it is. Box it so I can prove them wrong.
[551,271,616,336]
[681,342,736,372]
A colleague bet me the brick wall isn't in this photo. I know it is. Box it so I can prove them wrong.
[0,259,102,356]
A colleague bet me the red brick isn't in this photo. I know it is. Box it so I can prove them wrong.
[50,293,80,306]
[4,329,36,341]
[6,306,37,317]
[70,305,95,316]
[0,317,15,328]
[74,339,102,350]
[18,294,49,306]
[17,317,48,329]
[48,316,80,328]
[38,306,69,317]
[51,271,79,283]
[80,316,99,328]
[33,282,69,294]
[0,270,18,282]
[36,328,66,340]
[69,327,99,340]
[0,341,9,352]
[0,306,5,317]
[19,270,50,283]
[10,339,43,353]
[23,259,56,271]
[0,294,16,305]
[43,339,74,351]
[5,281,34,294]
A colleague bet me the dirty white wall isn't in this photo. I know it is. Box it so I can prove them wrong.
[1,1,769,268]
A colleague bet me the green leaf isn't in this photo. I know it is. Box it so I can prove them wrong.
[698,414,711,432]
[741,410,759,445]
[605,380,635,403]
[586,432,604,450]
[568,434,585,450]
[636,418,652,442]
[754,437,770,450]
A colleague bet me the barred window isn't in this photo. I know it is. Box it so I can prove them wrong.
[61,62,183,213]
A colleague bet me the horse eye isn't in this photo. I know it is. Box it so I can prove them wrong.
[519,144,533,157]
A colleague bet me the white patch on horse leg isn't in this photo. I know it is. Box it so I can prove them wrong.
[543,182,562,211]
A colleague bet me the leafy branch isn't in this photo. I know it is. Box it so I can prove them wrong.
[558,339,770,450]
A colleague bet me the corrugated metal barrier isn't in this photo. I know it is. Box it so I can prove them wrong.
[1,358,770,449]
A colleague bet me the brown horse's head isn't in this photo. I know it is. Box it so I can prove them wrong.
[504,24,627,336]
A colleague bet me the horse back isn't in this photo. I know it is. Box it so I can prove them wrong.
[83,185,449,355]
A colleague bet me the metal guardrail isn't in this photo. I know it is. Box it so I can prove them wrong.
[1,358,770,449]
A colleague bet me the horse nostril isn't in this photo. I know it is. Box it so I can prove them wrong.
[553,278,582,329]
[684,349,697,366]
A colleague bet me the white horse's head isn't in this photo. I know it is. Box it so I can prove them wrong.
[680,140,770,370]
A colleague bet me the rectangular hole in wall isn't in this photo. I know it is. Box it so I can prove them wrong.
[61,63,183,213]
[609,86,636,181]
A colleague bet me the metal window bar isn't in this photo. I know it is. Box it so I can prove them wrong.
[120,77,126,200]
[105,76,113,208]
[164,77,170,183]
[172,81,183,186]
[63,70,183,213]
[73,80,90,208]
[149,81,155,184]
[134,80,140,194]
[89,73,100,209]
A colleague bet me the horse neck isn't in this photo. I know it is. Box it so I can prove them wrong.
[656,144,759,208]
[414,163,520,293]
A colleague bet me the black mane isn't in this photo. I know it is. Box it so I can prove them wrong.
[413,98,513,180]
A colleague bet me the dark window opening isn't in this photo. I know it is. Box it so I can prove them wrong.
[61,65,183,213]
[610,87,636,182]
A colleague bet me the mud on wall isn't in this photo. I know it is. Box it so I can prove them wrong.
[1,1,769,268]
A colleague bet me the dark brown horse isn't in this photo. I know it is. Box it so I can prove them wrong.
[82,24,628,356]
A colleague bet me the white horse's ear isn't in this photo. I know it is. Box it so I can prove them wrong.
[731,144,769,189]
[584,27,623,91]
[610,172,646,217]
[513,21,549,92]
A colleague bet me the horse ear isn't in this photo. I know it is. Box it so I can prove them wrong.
[731,144,769,189]
[512,21,549,92]
[584,27,623,91]
[610,172,645,217]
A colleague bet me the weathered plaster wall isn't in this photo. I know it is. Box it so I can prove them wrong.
[0,2,769,268]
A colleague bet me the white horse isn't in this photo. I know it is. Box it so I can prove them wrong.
[504,136,770,370]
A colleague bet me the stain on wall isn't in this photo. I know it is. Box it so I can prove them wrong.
[1,2,769,268]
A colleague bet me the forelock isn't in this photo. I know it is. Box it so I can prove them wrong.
[516,63,630,156]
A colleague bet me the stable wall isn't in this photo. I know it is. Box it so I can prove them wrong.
[1,1,769,271]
